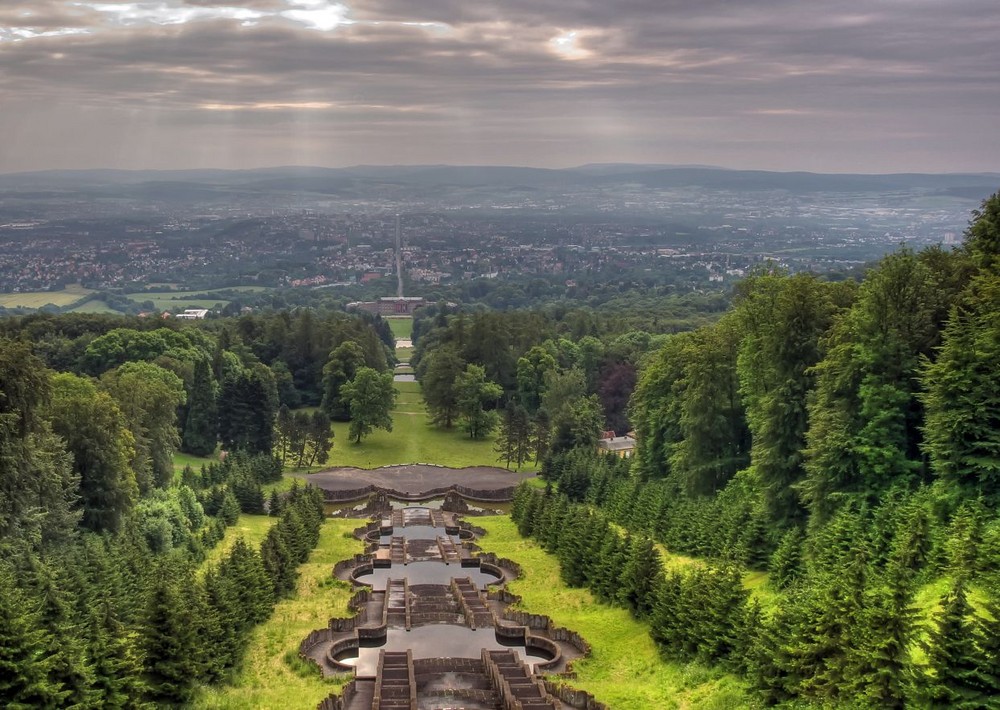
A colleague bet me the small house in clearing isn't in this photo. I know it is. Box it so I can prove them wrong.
[596,430,637,458]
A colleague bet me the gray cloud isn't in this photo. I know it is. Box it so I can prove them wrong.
[0,0,998,172]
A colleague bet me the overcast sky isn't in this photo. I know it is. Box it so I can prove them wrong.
[1,0,998,173]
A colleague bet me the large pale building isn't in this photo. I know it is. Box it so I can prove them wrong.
[348,296,426,316]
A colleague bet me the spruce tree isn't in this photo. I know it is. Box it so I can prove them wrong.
[921,577,990,708]
[977,584,1000,705]
[0,564,67,708]
[143,569,202,703]
[87,603,147,709]
[620,535,661,618]
[32,561,98,707]
[183,357,218,456]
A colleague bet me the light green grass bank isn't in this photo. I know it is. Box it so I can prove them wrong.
[475,516,749,710]
[199,514,278,574]
[192,518,362,709]
[0,284,93,309]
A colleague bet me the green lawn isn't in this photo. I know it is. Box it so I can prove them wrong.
[0,284,93,309]
[67,299,124,314]
[141,297,231,311]
[199,514,277,574]
[385,317,413,339]
[476,516,748,709]
[193,519,362,709]
[124,287,268,312]
[394,346,412,362]
[173,451,217,474]
[125,287,268,299]
[322,381,538,471]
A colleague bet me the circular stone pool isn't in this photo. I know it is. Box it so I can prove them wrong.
[331,626,553,676]
[354,560,503,587]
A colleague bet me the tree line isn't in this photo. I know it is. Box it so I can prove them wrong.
[410,303,670,467]
[1,475,324,707]
[0,305,399,706]
[526,192,1000,706]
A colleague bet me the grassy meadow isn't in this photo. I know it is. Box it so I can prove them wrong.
[66,299,123,314]
[322,380,538,471]
[124,286,268,311]
[476,516,749,709]
[192,518,363,709]
[0,284,93,309]
[385,316,413,339]
[173,451,217,474]
[199,514,277,574]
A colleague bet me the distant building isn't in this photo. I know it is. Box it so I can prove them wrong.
[596,431,637,458]
[175,308,209,320]
[348,296,426,316]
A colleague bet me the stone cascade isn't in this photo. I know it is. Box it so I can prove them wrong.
[372,650,416,710]
[384,578,409,630]
[303,485,612,710]
[451,576,494,630]
[482,649,557,710]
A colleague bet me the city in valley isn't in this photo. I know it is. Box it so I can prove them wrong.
[1,165,995,314]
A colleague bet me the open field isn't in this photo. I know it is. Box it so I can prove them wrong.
[124,286,269,311]
[476,516,748,709]
[135,296,231,311]
[324,380,538,472]
[0,284,93,309]
[199,514,277,574]
[173,451,217,474]
[66,299,123,314]
[385,316,413,339]
[126,287,269,298]
[192,518,362,709]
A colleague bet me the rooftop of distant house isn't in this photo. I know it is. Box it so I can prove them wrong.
[174,308,208,319]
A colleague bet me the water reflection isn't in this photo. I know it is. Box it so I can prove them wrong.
[333,626,551,676]
[355,560,501,587]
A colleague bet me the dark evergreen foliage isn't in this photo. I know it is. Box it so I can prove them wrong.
[182,357,218,456]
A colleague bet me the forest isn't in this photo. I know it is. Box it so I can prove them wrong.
[413,193,1000,706]
[1,192,999,708]
[0,305,398,705]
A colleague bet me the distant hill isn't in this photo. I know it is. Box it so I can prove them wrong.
[0,164,997,198]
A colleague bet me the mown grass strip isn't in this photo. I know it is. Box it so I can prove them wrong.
[386,317,413,339]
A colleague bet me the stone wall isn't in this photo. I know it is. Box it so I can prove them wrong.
[316,681,359,710]
[320,481,517,503]
[543,681,609,710]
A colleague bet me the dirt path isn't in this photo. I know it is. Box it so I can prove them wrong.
[293,464,535,495]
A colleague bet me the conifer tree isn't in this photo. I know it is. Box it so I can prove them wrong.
[591,531,628,605]
[143,565,204,704]
[0,564,67,708]
[976,585,1000,705]
[921,577,989,708]
[183,357,218,456]
[620,535,661,618]
[31,561,98,707]
[221,538,275,625]
[86,603,147,709]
